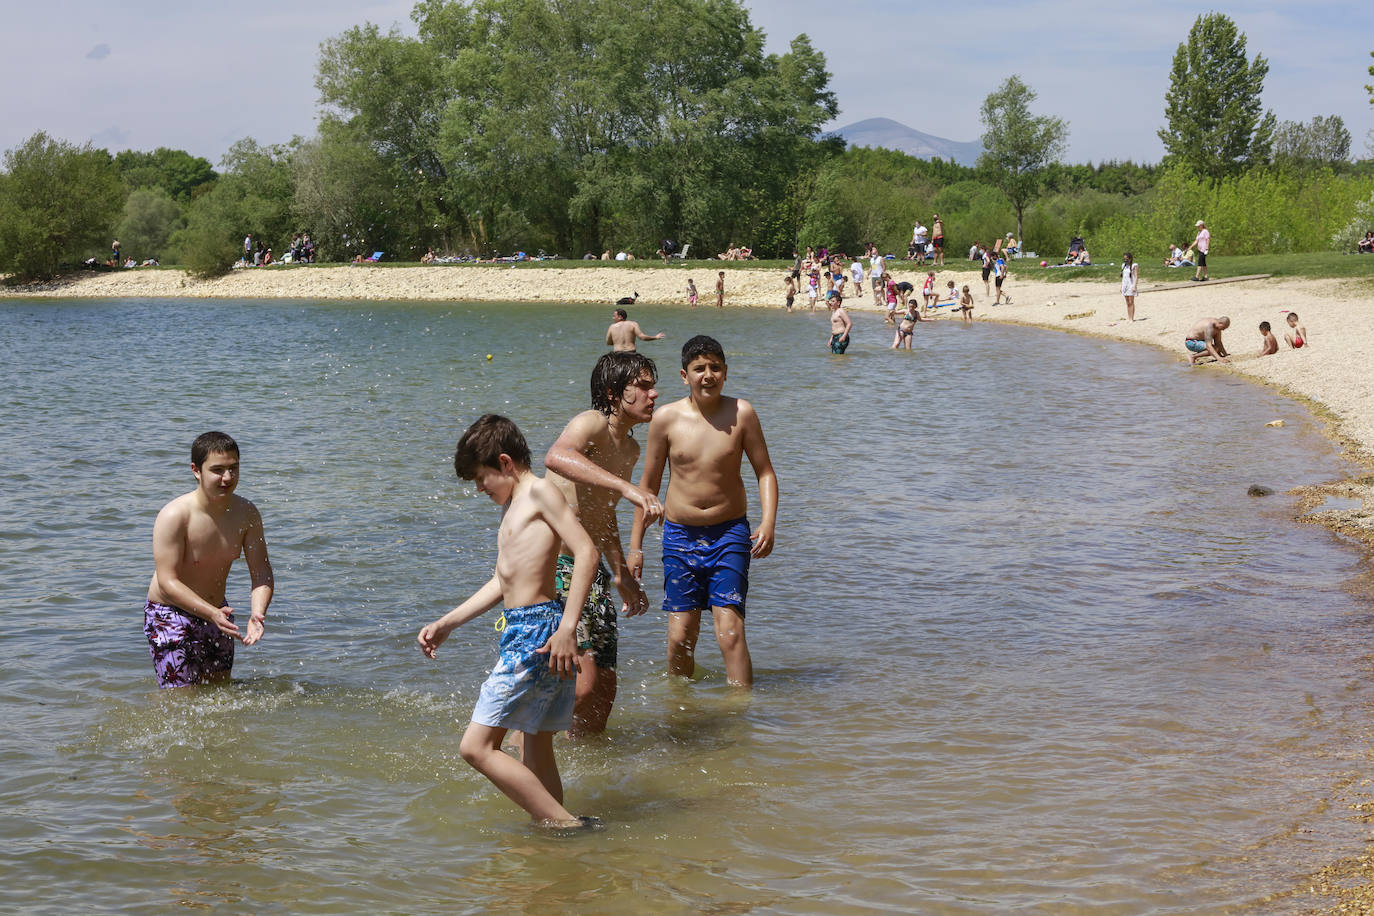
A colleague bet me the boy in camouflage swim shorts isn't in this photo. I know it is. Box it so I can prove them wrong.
[543,351,664,734]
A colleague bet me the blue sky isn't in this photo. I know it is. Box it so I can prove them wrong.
[2,1,1371,167]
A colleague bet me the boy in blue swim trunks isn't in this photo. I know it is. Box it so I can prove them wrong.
[144,431,274,688]
[630,336,778,687]
[418,415,600,830]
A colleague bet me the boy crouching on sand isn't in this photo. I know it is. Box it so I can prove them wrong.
[418,414,601,831]
[630,336,778,687]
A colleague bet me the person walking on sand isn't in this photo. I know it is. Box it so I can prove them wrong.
[1191,220,1210,282]
[850,256,865,297]
[630,336,778,688]
[606,309,664,352]
[685,278,698,307]
[144,431,274,688]
[1184,316,1230,364]
[715,271,725,308]
[1121,252,1139,321]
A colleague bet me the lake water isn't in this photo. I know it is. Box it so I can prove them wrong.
[2,297,1372,914]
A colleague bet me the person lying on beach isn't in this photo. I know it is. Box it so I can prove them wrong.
[630,336,778,688]
[1259,321,1279,356]
[606,309,664,352]
[418,415,599,832]
[1284,312,1308,349]
[1185,316,1231,364]
[144,432,274,688]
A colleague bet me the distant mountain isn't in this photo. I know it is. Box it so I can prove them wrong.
[835,117,983,167]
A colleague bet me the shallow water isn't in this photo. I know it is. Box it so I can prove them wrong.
[1,298,1371,914]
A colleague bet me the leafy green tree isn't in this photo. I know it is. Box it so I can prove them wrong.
[1273,115,1352,171]
[170,138,299,276]
[977,75,1068,242]
[1159,13,1275,181]
[114,148,216,202]
[0,131,125,279]
[115,188,184,260]
[315,0,836,258]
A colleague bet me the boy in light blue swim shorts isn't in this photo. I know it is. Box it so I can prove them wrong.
[418,414,602,831]
[631,336,779,687]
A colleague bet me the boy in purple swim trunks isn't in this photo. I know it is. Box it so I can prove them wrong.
[630,336,778,687]
[144,431,274,688]
[418,414,601,830]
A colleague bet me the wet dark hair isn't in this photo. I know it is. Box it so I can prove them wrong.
[191,431,239,468]
[1259,321,1271,332]
[614,308,628,320]
[591,351,657,415]
[681,334,725,368]
[453,414,530,479]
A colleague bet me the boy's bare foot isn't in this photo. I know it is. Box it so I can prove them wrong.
[539,815,605,836]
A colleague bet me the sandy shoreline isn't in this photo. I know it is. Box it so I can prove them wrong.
[7,261,1374,909]
[10,261,1372,542]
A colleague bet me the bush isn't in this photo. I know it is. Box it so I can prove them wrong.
[0,132,125,279]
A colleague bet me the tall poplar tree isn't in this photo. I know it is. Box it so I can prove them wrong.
[1158,13,1275,181]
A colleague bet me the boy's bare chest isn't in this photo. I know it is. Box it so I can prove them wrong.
[184,513,243,567]
[669,418,740,470]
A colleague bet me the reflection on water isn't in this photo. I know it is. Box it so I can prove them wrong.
[1,298,1372,913]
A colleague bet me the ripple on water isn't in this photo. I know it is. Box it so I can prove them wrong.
[0,299,1371,914]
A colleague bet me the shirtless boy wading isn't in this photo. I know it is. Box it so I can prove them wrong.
[631,336,778,687]
[543,352,664,733]
[144,432,274,688]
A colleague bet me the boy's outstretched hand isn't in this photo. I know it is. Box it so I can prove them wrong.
[750,526,774,559]
[535,627,581,679]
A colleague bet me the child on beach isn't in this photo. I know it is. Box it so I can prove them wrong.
[686,279,698,307]
[807,270,819,311]
[715,272,725,309]
[993,254,1010,304]
[783,274,795,312]
[418,414,600,831]
[943,279,958,307]
[958,285,974,322]
[921,272,937,310]
[1284,312,1308,349]
[630,336,778,687]
[850,258,865,296]
[1259,321,1278,356]
[884,276,900,323]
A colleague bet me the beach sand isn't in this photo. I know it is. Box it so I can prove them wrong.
[7,259,1374,909]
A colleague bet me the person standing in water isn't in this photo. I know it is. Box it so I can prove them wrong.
[144,431,274,688]
[606,309,665,352]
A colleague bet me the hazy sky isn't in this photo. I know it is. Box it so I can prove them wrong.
[3,1,1371,167]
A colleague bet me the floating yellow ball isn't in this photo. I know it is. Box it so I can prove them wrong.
[486,354,493,360]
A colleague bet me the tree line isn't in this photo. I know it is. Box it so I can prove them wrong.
[2,5,1372,281]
